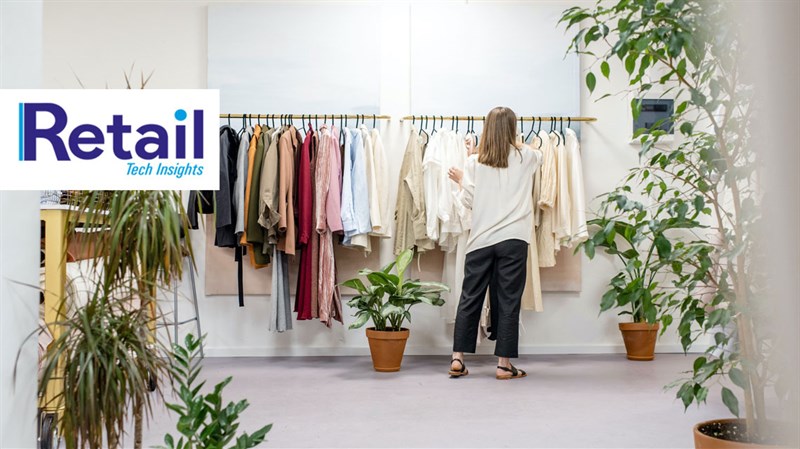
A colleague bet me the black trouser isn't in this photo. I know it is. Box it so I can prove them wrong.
[453,239,528,358]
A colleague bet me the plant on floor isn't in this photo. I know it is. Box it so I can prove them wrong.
[38,287,169,449]
[67,189,194,448]
[342,248,449,331]
[159,334,271,449]
[562,0,785,444]
[579,188,714,327]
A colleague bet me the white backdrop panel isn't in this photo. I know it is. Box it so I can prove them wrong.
[410,1,579,117]
[208,3,381,114]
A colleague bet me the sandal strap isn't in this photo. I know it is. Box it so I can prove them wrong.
[451,359,466,372]
[496,365,518,376]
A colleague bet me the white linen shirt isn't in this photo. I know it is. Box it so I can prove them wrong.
[456,144,543,254]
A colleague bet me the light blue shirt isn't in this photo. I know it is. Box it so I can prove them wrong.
[340,128,372,245]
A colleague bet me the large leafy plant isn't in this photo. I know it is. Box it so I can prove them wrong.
[160,334,271,449]
[342,249,448,331]
[580,188,713,328]
[562,0,782,442]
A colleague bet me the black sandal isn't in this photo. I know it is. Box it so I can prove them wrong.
[449,359,469,378]
[496,364,526,380]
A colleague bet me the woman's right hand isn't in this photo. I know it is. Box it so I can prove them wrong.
[448,167,463,186]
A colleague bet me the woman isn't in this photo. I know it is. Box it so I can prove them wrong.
[447,106,542,380]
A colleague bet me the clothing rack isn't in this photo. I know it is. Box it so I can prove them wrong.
[220,113,392,120]
[401,115,597,122]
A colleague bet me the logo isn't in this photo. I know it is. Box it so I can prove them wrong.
[1,89,219,190]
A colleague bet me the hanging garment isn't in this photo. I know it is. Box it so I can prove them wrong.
[258,127,281,250]
[309,130,321,319]
[315,125,343,326]
[270,247,293,332]
[530,132,544,228]
[215,125,240,248]
[536,130,558,267]
[440,131,470,323]
[422,130,445,243]
[233,126,253,237]
[369,128,392,238]
[296,126,316,320]
[245,127,271,267]
[350,125,378,252]
[187,189,213,230]
[442,232,469,323]
[553,130,572,249]
[521,195,544,311]
[394,128,434,255]
[438,131,468,251]
[522,133,546,312]
[277,126,299,256]
[239,125,261,248]
[341,128,372,249]
[563,128,588,246]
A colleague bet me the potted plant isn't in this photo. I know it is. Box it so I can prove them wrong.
[579,189,711,361]
[38,286,169,448]
[37,189,193,448]
[563,0,792,446]
[342,249,448,372]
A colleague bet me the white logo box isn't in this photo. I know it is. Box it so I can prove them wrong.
[0,89,220,190]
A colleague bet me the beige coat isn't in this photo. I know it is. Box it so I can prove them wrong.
[536,130,558,267]
[394,128,434,255]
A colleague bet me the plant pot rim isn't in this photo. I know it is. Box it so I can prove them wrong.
[366,327,409,333]
[694,418,786,448]
[618,321,660,330]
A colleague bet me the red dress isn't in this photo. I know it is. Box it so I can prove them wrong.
[295,125,315,319]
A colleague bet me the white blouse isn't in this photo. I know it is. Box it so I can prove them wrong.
[456,144,543,254]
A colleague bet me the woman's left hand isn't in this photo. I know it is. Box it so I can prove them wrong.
[448,167,463,186]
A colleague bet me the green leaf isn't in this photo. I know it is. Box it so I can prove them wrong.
[586,72,597,93]
[676,101,688,115]
[396,249,414,278]
[655,235,672,259]
[631,98,642,121]
[584,239,596,259]
[693,195,704,213]
[677,382,695,409]
[722,387,740,417]
[600,61,610,79]
[348,312,371,330]
[341,278,366,293]
[680,122,693,136]
[676,58,687,77]
[600,290,617,313]
[625,53,637,75]
[729,367,748,390]
[693,356,707,374]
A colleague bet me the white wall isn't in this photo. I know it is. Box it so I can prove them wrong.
[42,0,694,356]
[0,1,42,446]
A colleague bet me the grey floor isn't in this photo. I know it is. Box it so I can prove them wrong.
[139,354,729,448]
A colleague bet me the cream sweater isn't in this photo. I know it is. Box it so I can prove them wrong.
[456,145,543,254]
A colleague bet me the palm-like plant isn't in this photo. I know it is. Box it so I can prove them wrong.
[39,286,169,448]
[62,189,193,448]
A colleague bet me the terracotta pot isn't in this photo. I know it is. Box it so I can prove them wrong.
[618,322,659,361]
[365,328,409,372]
[694,419,785,449]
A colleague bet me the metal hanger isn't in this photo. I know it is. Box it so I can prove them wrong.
[373,114,377,129]
[525,116,537,143]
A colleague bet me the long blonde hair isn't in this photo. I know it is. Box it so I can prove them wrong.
[478,106,521,168]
